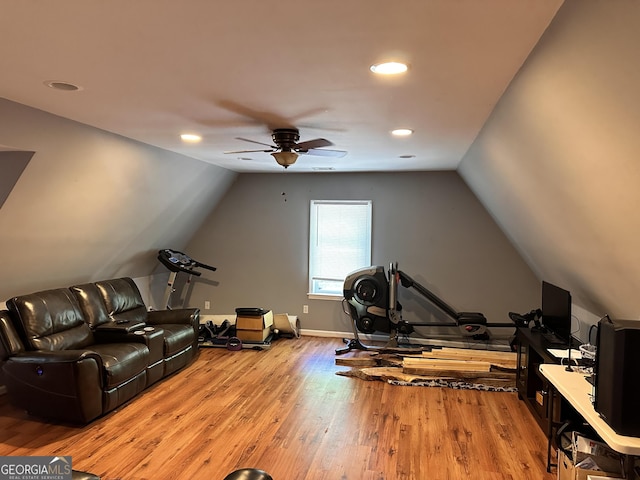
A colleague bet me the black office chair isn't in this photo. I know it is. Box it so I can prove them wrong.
[223,468,273,480]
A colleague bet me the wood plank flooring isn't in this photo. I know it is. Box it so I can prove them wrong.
[0,336,556,480]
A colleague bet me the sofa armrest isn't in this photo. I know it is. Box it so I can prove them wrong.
[6,349,103,365]
[94,321,146,334]
[0,310,25,360]
[3,350,104,424]
[92,321,152,346]
[147,308,199,328]
[92,329,151,346]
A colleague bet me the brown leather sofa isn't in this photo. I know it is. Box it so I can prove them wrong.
[0,277,199,424]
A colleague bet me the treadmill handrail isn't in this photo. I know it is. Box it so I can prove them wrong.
[157,249,217,275]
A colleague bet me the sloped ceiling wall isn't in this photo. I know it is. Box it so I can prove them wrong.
[459,0,640,320]
[0,98,237,301]
[0,150,33,209]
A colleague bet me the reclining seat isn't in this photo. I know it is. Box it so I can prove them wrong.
[2,289,150,424]
[71,277,199,377]
[70,280,165,386]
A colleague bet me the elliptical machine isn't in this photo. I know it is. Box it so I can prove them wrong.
[157,249,217,309]
[337,262,510,354]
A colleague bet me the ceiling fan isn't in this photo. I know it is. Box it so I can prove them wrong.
[225,128,347,168]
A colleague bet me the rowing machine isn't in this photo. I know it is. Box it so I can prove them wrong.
[337,262,511,354]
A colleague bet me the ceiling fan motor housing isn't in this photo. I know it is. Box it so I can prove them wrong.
[272,128,300,151]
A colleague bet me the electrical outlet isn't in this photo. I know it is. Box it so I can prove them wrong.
[303,305,309,314]
[204,301,210,310]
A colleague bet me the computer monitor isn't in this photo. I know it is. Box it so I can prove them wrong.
[541,281,572,342]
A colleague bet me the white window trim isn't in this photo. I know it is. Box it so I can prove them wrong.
[307,292,344,301]
[308,199,372,298]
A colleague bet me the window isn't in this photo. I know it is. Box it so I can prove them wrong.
[309,200,372,297]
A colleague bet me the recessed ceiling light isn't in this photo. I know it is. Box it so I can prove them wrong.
[370,62,408,75]
[180,133,202,143]
[391,128,413,137]
[44,80,82,91]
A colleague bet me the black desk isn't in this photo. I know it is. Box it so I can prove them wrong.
[514,327,576,433]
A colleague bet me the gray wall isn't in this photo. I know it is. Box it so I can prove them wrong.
[184,171,540,337]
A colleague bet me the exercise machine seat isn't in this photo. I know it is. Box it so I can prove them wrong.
[456,312,487,325]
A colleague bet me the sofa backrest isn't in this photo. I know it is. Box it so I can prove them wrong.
[90,277,148,325]
[71,282,113,328]
[72,278,148,328]
[6,289,94,351]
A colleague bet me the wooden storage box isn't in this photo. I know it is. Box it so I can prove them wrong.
[236,310,273,342]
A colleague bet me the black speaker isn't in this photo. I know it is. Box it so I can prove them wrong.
[594,316,640,436]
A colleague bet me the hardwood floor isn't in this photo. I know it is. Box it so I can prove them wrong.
[0,336,556,480]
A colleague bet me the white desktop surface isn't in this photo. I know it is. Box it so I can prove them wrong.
[539,364,640,456]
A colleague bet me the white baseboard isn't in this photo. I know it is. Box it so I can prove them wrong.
[196,318,513,351]
[299,328,348,338]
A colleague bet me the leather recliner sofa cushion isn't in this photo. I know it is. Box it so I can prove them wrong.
[87,342,149,388]
[70,281,145,331]
[94,278,148,325]
[158,323,194,356]
[7,288,95,351]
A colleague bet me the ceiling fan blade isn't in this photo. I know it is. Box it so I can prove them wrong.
[224,148,274,154]
[295,138,333,150]
[216,100,295,131]
[236,137,276,148]
[302,148,348,158]
[296,123,346,133]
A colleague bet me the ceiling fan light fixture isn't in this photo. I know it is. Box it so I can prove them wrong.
[272,151,298,168]
[370,62,408,75]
